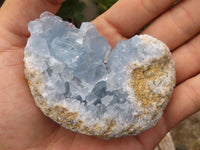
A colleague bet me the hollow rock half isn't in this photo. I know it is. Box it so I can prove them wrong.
[24,12,176,139]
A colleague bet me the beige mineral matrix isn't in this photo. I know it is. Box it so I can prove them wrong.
[24,12,176,139]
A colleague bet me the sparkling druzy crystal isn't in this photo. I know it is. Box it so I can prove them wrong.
[24,12,176,139]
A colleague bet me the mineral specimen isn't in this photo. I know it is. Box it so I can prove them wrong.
[24,12,176,139]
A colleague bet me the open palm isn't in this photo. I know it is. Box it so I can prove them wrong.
[0,0,199,150]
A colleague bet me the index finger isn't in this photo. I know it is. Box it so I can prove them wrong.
[0,0,62,43]
[93,0,177,47]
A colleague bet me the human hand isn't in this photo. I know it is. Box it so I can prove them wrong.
[0,0,199,150]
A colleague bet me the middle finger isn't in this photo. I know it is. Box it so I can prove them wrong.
[142,0,200,50]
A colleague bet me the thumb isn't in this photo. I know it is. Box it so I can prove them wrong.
[0,0,63,37]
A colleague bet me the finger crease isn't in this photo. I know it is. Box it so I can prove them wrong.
[169,5,198,36]
[103,17,125,37]
[140,0,158,17]
[184,79,200,111]
[44,126,61,150]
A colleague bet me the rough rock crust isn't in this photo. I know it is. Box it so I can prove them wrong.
[25,69,142,138]
[24,12,176,139]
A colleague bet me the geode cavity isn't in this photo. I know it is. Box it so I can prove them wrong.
[24,12,176,139]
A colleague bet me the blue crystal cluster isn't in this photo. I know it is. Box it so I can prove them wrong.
[24,12,175,138]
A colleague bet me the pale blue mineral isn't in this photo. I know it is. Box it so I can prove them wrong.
[24,12,176,139]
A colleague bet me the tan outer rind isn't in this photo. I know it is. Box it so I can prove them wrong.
[24,45,176,139]
[130,50,176,112]
[25,68,142,139]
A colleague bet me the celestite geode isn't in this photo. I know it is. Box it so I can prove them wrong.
[24,12,176,139]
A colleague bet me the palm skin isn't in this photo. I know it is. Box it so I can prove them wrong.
[0,0,200,150]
